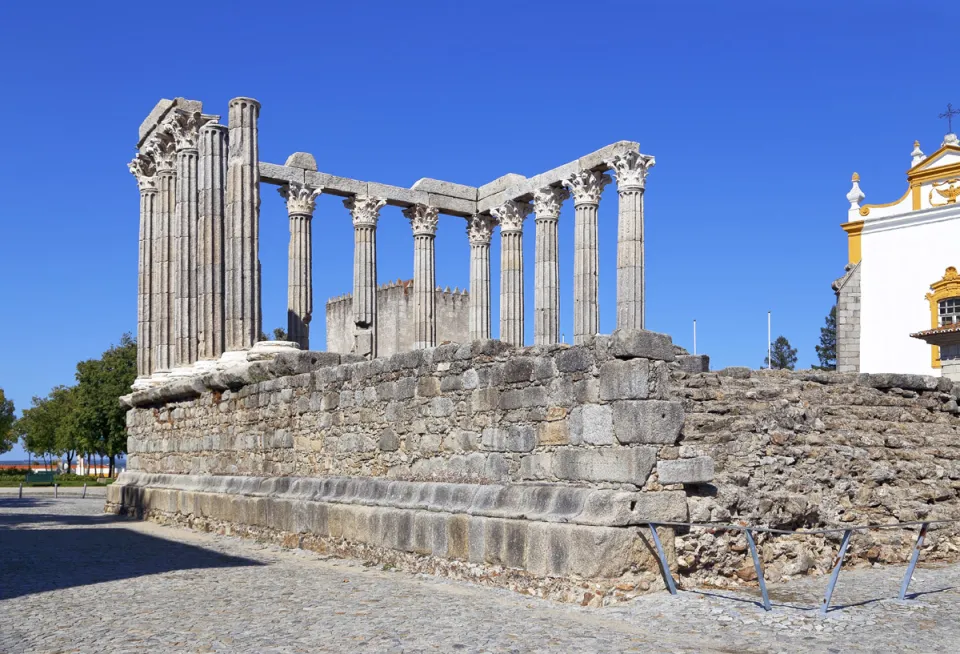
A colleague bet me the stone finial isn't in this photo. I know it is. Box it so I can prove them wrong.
[279,182,322,216]
[533,186,570,218]
[944,133,960,148]
[402,204,440,236]
[847,172,865,209]
[128,152,157,192]
[170,110,203,151]
[563,170,612,204]
[606,150,656,190]
[343,195,386,227]
[490,200,533,233]
[466,213,497,245]
[285,152,318,171]
[911,140,926,167]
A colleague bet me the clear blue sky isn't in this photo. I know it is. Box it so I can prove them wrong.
[1,1,955,459]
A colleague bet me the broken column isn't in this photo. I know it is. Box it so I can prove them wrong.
[224,97,262,351]
[564,171,611,344]
[278,182,320,350]
[345,195,386,358]
[467,214,496,341]
[129,153,158,378]
[533,186,568,345]
[608,151,655,331]
[172,111,202,366]
[492,200,532,347]
[403,204,440,349]
[197,122,228,361]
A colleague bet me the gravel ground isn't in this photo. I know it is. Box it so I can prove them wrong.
[1,497,957,653]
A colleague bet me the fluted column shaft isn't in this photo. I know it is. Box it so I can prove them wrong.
[533,187,568,345]
[174,145,199,365]
[346,196,386,359]
[564,171,611,345]
[404,205,440,349]
[130,153,158,378]
[492,200,532,347]
[155,157,177,371]
[280,183,321,350]
[467,214,496,341]
[198,123,228,360]
[225,97,262,351]
[608,151,655,330]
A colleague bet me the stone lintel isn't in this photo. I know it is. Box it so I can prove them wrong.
[476,141,643,213]
[137,97,204,147]
[477,173,527,200]
[411,178,478,201]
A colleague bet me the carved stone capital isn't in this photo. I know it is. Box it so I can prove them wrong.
[533,186,570,218]
[279,182,322,216]
[403,204,440,236]
[128,152,157,193]
[491,200,533,233]
[467,213,497,245]
[344,195,387,227]
[170,110,203,151]
[563,170,612,204]
[607,151,655,191]
[143,130,177,173]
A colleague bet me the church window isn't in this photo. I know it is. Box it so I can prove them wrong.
[939,298,960,326]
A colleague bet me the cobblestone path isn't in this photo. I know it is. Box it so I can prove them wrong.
[1,497,957,653]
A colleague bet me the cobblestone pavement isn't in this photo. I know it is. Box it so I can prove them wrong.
[1,497,957,653]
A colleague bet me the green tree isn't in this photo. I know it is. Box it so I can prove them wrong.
[74,334,137,477]
[814,306,837,370]
[764,335,798,370]
[259,327,289,341]
[15,386,77,470]
[0,389,14,454]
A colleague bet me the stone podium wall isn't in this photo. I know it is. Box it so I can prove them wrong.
[108,330,701,603]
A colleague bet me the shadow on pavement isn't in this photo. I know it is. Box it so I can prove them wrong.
[0,508,262,601]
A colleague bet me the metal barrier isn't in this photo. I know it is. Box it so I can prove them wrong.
[647,519,957,615]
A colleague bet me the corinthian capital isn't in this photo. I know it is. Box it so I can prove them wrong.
[344,195,387,227]
[490,200,533,233]
[128,152,157,192]
[279,182,322,216]
[533,186,570,218]
[403,204,440,236]
[170,110,203,151]
[607,151,655,191]
[142,130,177,172]
[563,170,612,204]
[466,213,497,245]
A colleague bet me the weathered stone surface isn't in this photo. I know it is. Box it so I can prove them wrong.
[284,152,318,171]
[521,447,657,484]
[657,457,714,484]
[613,400,684,445]
[675,354,709,373]
[599,359,651,400]
[569,404,613,445]
[609,329,674,362]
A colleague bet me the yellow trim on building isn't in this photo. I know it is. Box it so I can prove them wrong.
[841,221,864,264]
[925,267,960,369]
[907,144,960,184]
[912,183,921,210]
[859,186,912,217]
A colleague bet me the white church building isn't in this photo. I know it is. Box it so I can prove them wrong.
[835,126,960,378]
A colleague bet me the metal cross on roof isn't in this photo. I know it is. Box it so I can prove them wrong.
[940,103,960,133]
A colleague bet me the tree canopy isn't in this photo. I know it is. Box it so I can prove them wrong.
[0,389,15,454]
[764,335,798,370]
[814,306,837,370]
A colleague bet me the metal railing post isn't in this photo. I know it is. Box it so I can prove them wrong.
[54,483,58,499]
[648,523,677,595]
[820,529,853,616]
[18,482,22,499]
[82,483,87,499]
[898,522,929,600]
[744,529,771,611]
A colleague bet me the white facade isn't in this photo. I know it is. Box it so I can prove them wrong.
[839,134,960,375]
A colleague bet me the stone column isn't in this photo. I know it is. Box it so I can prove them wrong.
[197,122,228,361]
[467,214,496,341]
[532,187,568,345]
[402,204,440,349]
[345,195,387,359]
[608,151,655,331]
[279,182,321,350]
[224,97,262,351]
[129,153,158,378]
[563,170,611,344]
[144,130,177,371]
[492,200,532,347]
[172,111,202,366]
